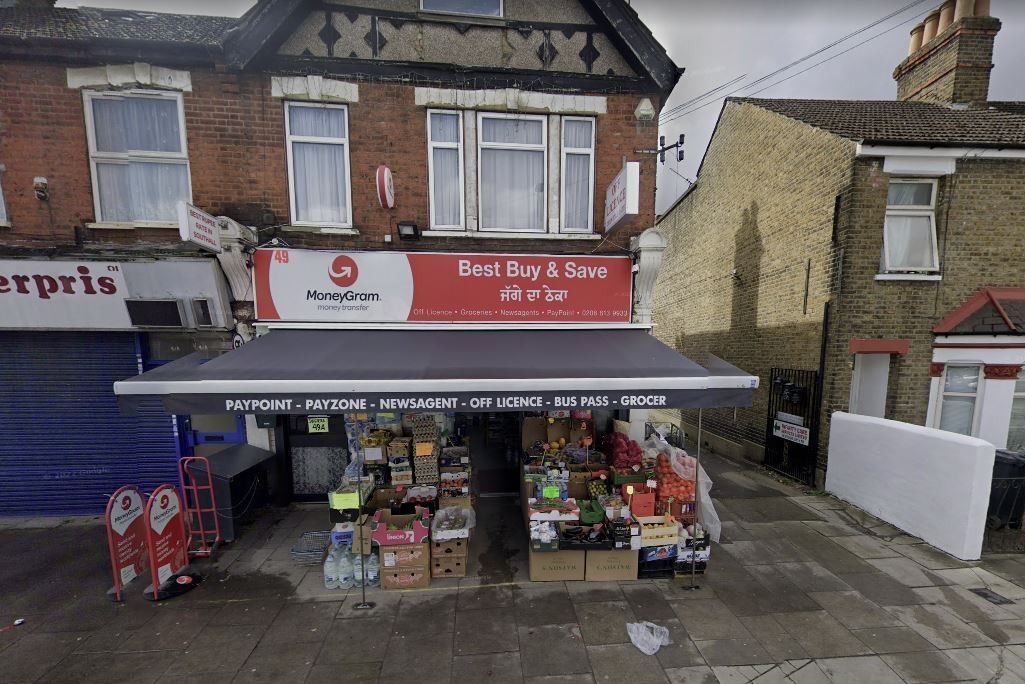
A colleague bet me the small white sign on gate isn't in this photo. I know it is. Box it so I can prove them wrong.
[773,419,810,446]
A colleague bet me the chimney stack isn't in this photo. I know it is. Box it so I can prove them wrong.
[894,0,1001,106]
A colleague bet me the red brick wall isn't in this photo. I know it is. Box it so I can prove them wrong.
[0,60,660,255]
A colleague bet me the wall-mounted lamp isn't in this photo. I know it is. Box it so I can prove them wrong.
[634,98,656,121]
[397,221,420,241]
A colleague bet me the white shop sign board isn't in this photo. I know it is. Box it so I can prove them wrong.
[603,161,639,232]
[0,259,131,329]
[178,202,221,253]
[773,419,810,446]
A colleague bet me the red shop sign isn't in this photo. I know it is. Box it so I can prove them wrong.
[254,249,633,323]
[143,484,189,599]
[104,485,148,602]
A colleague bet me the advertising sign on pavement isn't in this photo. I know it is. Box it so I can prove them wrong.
[104,485,148,602]
[144,484,189,598]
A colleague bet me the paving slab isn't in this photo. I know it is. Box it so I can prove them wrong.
[163,624,264,677]
[234,640,320,683]
[707,664,776,683]
[828,534,902,560]
[566,581,624,604]
[839,572,928,606]
[943,646,1025,683]
[786,660,832,684]
[868,557,953,588]
[693,637,772,666]
[670,599,750,641]
[808,590,902,629]
[663,665,717,683]
[458,583,517,610]
[771,611,872,658]
[587,643,668,683]
[455,607,519,655]
[305,661,382,683]
[522,676,595,684]
[913,584,1019,622]
[801,520,861,537]
[881,650,975,682]
[39,649,178,683]
[209,599,285,627]
[715,497,820,523]
[316,615,393,664]
[974,619,1025,645]
[894,542,971,570]
[886,604,998,649]
[645,617,705,669]
[717,538,808,566]
[784,532,876,575]
[850,625,937,654]
[772,561,851,592]
[621,583,679,621]
[814,655,903,683]
[334,588,402,620]
[380,629,453,683]
[515,584,579,628]
[518,623,591,678]
[258,601,337,644]
[451,652,523,684]
[739,615,810,661]
[573,600,635,645]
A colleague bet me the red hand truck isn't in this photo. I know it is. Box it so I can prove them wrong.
[178,456,221,558]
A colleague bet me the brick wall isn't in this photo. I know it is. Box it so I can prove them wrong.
[893,16,1000,104]
[822,156,1025,464]
[0,59,659,255]
[652,102,856,461]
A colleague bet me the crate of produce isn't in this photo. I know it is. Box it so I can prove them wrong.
[371,507,431,546]
[381,566,430,590]
[612,467,647,485]
[557,523,613,551]
[391,468,414,485]
[622,483,656,518]
[599,493,630,520]
[327,479,375,510]
[527,498,580,522]
[380,543,430,569]
[389,438,412,460]
[656,498,696,521]
[636,516,680,547]
[439,494,472,509]
[529,521,560,552]
[577,499,605,525]
[415,440,438,457]
[439,468,470,494]
[433,537,469,557]
[432,505,474,540]
[440,446,469,466]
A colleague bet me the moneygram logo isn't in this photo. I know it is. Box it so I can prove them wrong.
[328,255,358,288]
[160,494,170,509]
[121,495,132,511]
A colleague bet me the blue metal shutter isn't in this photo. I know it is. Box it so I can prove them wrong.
[0,331,179,516]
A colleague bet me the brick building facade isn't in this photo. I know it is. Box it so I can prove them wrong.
[0,0,680,515]
[652,0,1025,485]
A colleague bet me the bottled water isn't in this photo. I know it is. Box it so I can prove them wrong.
[352,553,364,588]
[366,552,380,587]
[323,546,339,590]
[337,547,355,590]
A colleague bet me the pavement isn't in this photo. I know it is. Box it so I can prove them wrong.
[5,451,1025,682]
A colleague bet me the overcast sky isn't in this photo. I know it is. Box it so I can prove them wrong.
[57,0,1025,212]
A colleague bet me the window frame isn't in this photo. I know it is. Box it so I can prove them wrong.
[0,170,8,226]
[1008,369,1025,451]
[882,178,940,274]
[284,100,354,229]
[937,364,982,436]
[559,115,596,234]
[476,111,548,234]
[82,89,192,224]
[420,0,503,18]
[427,109,465,230]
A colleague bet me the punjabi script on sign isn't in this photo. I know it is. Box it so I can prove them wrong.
[499,284,569,303]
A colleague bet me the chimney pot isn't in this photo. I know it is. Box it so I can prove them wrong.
[975,0,990,16]
[922,10,941,44]
[909,24,925,54]
[938,1,955,33]
[954,0,975,20]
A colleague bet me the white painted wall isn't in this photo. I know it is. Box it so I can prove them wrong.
[826,412,994,560]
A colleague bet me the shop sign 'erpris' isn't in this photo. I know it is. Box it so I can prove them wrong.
[253,249,633,324]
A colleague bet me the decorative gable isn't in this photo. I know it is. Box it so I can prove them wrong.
[934,288,1025,335]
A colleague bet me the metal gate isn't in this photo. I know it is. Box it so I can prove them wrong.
[763,368,820,486]
[0,331,179,516]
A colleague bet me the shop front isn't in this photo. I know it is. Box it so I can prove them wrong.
[0,257,234,515]
[114,246,757,586]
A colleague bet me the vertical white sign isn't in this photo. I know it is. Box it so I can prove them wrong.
[603,161,640,232]
[177,202,222,253]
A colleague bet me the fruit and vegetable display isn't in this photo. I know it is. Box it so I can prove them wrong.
[654,452,697,503]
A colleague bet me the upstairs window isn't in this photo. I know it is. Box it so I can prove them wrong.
[84,91,191,223]
[561,118,595,233]
[939,365,980,436]
[882,179,939,273]
[428,110,464,229]
[0,172,7,225]
[286,102,352,228]
[478,113,547,233]
[421,0,502,17]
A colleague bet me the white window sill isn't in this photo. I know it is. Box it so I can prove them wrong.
[85,221,178,230]
[874,273,942,281]
[0,220,10,228]
[422,230,602,240]
[281,225,359,236]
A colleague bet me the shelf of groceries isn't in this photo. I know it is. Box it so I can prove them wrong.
[309,411,710,590]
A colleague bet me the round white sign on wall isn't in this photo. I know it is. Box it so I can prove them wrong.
[377,165,395,209]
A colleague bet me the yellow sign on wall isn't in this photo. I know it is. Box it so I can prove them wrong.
[307,416,329,433]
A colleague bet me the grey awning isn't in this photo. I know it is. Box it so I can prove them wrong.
[115,329,758,414]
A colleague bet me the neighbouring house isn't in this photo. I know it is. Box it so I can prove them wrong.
[0,0,679,514]
[651,0,1025,485]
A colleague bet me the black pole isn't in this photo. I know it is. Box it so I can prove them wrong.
[352,419,374,610]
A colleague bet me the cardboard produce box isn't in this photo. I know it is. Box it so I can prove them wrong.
[521,417,548,451]
[381,566,430,590]
[439,495,472,510]
[528,548,585,582]
[371,507,431,546]
[527,498,580,522]
[431,555,467,578]
[380,543,430,569]
[585,549,639,581]
[432,538,469,557]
